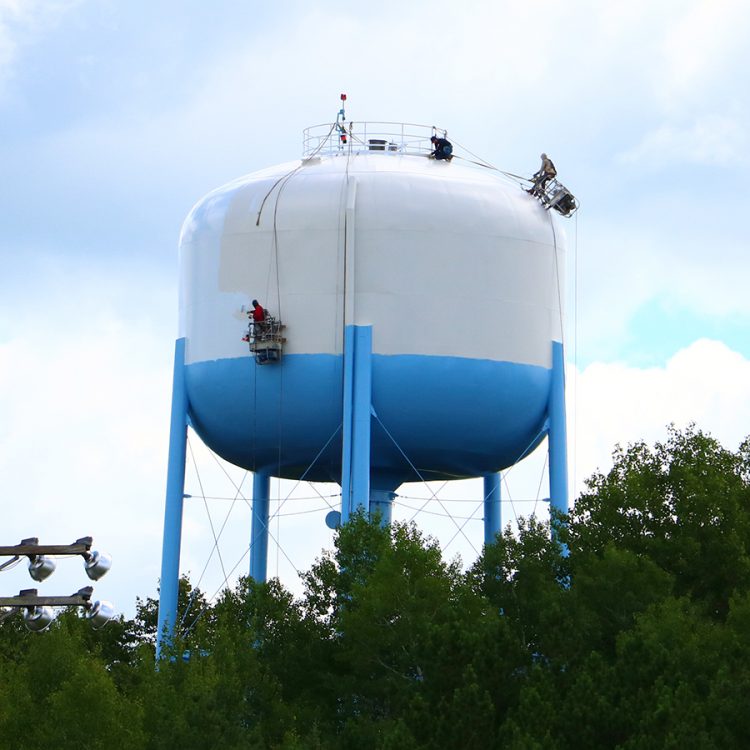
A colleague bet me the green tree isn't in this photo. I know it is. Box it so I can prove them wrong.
[567,425,750,619]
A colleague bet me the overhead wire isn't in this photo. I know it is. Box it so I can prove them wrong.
[0,556,21,572]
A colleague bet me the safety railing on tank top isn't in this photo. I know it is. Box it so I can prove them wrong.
[302,122,447,158]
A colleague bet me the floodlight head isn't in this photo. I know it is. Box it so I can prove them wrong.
[86,600,115,629]
[28,555,56,582]
[23,606,54,632]
[83,550,112,581]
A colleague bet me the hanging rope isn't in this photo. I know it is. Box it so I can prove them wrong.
[548,211,566,352]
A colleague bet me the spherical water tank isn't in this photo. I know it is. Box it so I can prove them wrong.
[179,129,565,491]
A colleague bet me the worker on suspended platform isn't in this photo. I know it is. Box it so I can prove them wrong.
[528,153,557,195]
[242,299,266,343]
[429,135,453,161]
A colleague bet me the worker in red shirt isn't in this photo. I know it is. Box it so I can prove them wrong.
[243,299,267,343]
[251,299,265,322]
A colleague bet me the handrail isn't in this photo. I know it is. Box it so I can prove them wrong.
[302,121,448,158]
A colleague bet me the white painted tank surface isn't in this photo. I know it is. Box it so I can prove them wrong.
[179,123,565,490]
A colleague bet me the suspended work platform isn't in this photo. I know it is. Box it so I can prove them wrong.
[245,315,286,365]
[530,178,579,217]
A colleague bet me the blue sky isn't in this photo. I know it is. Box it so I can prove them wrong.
[1,0,748,616]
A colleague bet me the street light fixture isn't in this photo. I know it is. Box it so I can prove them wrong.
[83,550,112,581]
[0,587,116,632]
[1,537,114,632]
[0,536,112,582]
[22,606,55,632]
[28,555,56,582]
[86,600,116,629]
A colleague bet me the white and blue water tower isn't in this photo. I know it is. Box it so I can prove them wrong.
[157,111,572,651]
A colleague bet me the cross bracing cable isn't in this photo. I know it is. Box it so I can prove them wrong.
[186,424,341,604]
[264,424,343,524]
[187,436,227,583]
[441,500,485,555]
[371,411,480,557]
[180,435,252,627]
[183,426,343,629]
[182,527,301,640]
[531,451,550,519]
[181,496,306,639]
[394,499,485,522]
[190,493,339,502]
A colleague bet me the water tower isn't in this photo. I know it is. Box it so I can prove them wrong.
[157,99,576,649]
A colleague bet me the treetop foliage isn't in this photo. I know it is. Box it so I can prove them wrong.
[2,425,750,748]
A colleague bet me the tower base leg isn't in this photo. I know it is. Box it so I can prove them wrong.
[549,340,569,519]
[483,473,501,545]
[156,338,188,658]
[341,325,372,522]
[370,489,395,526]
[250,473,270,582]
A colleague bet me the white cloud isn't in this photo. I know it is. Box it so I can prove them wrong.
[0,260,174,614]
[0,0,81,96]
[618,114,747,167]
[569,339,750,490]
[659,0,750,109]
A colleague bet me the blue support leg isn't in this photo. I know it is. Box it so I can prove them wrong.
[341,325,372,522]
[483,473,502,546]
[549,340,569,518]
[156,338,188,658]
[370,489,395,526]
[250,473,270,582]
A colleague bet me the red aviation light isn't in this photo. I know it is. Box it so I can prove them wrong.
[340,93,347,101]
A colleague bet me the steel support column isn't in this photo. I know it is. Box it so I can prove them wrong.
[483,473,502,545]
[250,473,270,582]
[548,340,569,517]
[341,325,372,522]
[156,337,188,658]
[370,489,395,526]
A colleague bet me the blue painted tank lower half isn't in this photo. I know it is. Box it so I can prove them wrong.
[185,354,550,488]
